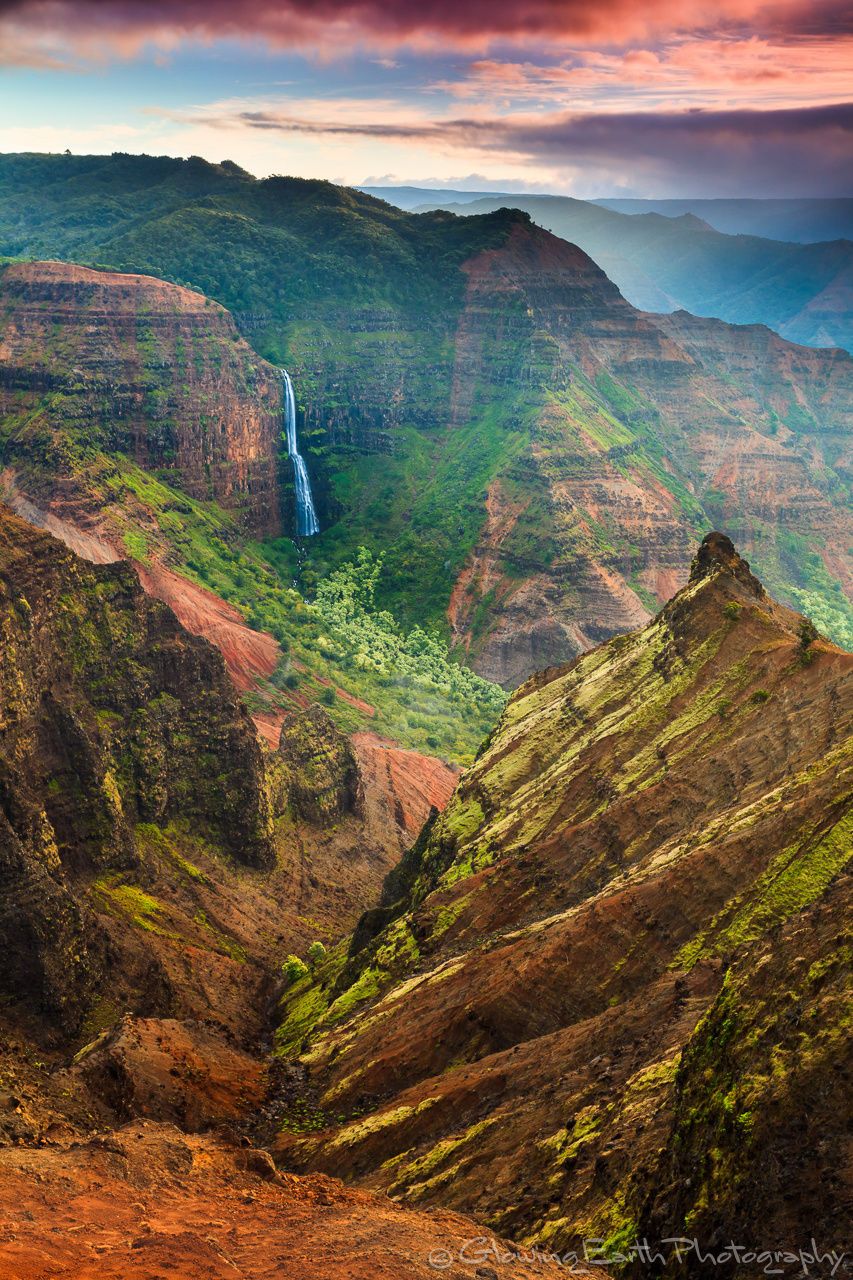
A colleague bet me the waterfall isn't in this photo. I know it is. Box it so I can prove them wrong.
[281,369,320,538]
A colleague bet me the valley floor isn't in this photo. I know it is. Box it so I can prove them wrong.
[0,1120,581,1280]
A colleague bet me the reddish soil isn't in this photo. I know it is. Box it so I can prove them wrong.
[0,1122,579,1280]
[135,561,280,693]
[76,1018,267,1132]
[352,732,461,840]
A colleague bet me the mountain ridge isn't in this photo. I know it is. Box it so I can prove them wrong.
[405,191,853,354]
[271,532,852,1267]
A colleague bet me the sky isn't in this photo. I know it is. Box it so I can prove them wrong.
[0,0,851,196]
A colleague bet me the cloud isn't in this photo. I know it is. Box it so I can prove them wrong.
[163,98,853,195]
[435,39,853,111]
[1,0,851,66]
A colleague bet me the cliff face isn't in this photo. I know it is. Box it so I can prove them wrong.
[440,222,853,684]
[0,503,274,1035]
[0,261,283,535]
[274,535,852,1264]
[0,257,503,762]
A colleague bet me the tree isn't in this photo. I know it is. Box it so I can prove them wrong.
[281,954,309,986]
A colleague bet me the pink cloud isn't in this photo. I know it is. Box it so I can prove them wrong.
[0,0,851,65]
[437,38,853,111]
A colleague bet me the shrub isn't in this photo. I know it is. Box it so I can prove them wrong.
[798,618,819,648]
[723,602,742,621]
[797,617,819,665]
[307,940,327,967]
[319,686,336,706]
[281,954,309,986]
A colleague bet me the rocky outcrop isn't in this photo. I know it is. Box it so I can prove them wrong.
[0,260,283,535]
[76,1016,267,1132]
[279,705,361,825]
[351,731,460,845]
[273,535,852,1264]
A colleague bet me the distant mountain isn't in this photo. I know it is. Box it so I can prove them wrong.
[409,192,853,354]
[273,533,853,1267]
[595,197,853,244]
[364,187,853,245]
[359,184,511,209]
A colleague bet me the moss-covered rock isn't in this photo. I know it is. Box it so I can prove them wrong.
[278,704,360,825]
[0,505,274,1033]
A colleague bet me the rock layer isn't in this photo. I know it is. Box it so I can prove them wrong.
[0,260,283,535]
[444,222,853,684]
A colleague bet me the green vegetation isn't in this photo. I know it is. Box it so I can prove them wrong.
[131,467,506,761]
[281,955,310,986]
[90,875,176,937]
[675,810,853,970]
[749,526,853,651]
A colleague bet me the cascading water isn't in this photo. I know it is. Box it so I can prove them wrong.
[281,369,320,537]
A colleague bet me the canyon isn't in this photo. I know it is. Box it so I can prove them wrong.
[0,499,848,1276]
[0,254,502,762]
[0,156,849,1277]
[1,168,852,692]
